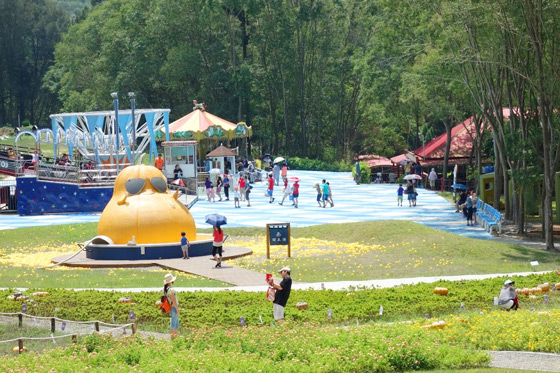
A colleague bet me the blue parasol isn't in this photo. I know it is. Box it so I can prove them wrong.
[451,183,468,190]
[205,213,227,227]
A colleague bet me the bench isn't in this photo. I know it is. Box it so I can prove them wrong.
[476,201,502,234]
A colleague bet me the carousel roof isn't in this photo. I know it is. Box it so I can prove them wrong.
[160,102,250,141]
[166,107,237,133]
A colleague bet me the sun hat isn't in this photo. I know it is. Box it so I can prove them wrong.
[278,267,291,273]
[504,279,514,285]
[164,273,176,285]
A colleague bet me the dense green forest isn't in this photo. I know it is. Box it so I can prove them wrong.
[1,0,560,248]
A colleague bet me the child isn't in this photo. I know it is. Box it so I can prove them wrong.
[233,187,240,208]
[267,174,275,203]
[314,183,322,207]
[397,184,404,206]
[180,231,190,259]
[292,180,299,208]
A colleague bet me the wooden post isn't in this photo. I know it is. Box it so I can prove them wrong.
[18,313,23,327]
[266,224,271,259]
[51,318,56,333]
[287,223,291,258]
[94,322,99,332]
[18,339,23,354]
[132,322,137,335]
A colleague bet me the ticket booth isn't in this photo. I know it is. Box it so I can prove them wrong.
[162,141,198,180]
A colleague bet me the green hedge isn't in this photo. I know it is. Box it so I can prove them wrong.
[1,272,558,330]
[287,157,351,172]
[0,322,490,371]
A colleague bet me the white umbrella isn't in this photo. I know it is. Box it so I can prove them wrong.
[403,174,422,180]
[273,157,285,164]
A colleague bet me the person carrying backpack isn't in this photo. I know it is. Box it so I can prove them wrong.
[163,273,180,338]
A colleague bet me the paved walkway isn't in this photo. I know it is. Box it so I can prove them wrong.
[488,351,560,372]
[51,245,271,286]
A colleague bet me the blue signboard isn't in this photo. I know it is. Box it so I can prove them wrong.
[268,224,289,245]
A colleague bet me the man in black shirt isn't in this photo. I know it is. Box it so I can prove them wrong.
[267,267,292,323]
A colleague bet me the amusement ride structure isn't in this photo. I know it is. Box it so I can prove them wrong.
[0,106,171,214]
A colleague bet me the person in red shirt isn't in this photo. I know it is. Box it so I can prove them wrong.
[292,180,299,208]
[267,174,275,203]
[154,154,164,171]
[238,176,246,202]
[212,226,224,268]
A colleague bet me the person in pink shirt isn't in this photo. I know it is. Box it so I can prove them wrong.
[267,174,275,203]
[281,162,288,183]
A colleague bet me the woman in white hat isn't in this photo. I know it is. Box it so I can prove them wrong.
[163,273,180,338]
[498,279,518,311]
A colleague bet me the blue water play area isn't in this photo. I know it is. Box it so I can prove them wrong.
[0,170,493,241]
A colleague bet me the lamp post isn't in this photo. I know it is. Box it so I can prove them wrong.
[111,92,119,172]
[128,92,136,156]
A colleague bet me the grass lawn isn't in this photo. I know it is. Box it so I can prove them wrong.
[1,221,559,287]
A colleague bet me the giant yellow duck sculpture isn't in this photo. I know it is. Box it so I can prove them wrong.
[97,165,196,244]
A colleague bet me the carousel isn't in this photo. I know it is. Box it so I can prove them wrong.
[157,100,251,162]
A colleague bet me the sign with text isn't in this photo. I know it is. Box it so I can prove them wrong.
[266,223,291,258]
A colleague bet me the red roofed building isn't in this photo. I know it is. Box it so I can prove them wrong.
[356,154,393,168]
[413,116,486,166]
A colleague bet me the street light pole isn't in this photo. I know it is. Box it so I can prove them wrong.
[128,92,136,158]
[111,92,119,172]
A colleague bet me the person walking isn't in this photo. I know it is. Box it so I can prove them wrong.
[278,179,292,206]
[205,177,215,202]
[163,273,180,338]
[314,183,322,207]
[223,172,230,201]
[471,192,478,224]
[321,180,331,207]
[397,183,404,206]
[180,232,190,259]
[273,163,280,186]
[428,168,437,190]
[267,267,292,324]
[233,187,241,208]
[354,160,361,184]
[245,184,252,207]
[212,225,224,267]
[465,191,474,226]
[281,162,288,184]
[406,181,415,207]
[216,176,223,201]
[498,279,519,311]
[291,180,299,208]
[238,176,246,202]
[154,154,164,171]
[267,173,275,203]
[326,182,334,207]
